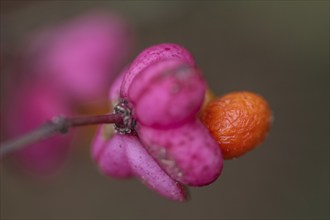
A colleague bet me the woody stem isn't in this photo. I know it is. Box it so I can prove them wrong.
[0,113,123,158]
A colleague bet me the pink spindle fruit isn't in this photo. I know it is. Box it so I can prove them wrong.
[92,43,223,201]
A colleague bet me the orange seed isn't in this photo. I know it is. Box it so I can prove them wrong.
[201,91,272,159]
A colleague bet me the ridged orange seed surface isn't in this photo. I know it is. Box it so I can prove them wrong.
[201,91,272,159]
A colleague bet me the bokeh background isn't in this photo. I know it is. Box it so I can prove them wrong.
[0,1,329,219]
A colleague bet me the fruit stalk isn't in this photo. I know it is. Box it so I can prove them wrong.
[0,113,123,158]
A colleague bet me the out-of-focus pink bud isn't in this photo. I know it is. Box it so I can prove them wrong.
[4,83,73,177]
[27,11,133,102]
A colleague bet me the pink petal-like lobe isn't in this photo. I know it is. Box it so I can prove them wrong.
[125,135,186,201]
[130,59,205,129]
[108,69,126,106]
[121,43,195,98]
[138,120,223,186]
[92,130,132,178]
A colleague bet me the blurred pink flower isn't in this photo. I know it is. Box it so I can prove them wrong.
[5,82,73,177]
[25,10,133,102]
[92,43,223,201]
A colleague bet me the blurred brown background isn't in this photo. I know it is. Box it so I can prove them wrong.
[0,1,329,219]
